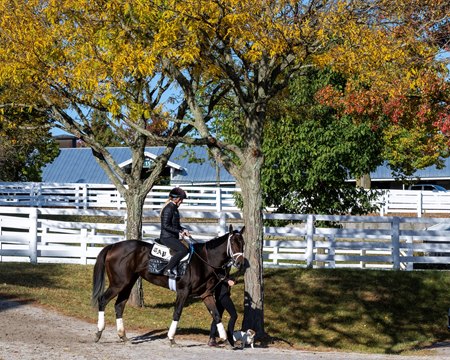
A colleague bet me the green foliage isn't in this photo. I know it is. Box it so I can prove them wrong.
[262,70,384,215]
[0,109,59,182]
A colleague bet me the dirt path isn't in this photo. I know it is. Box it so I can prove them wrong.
[0,298,449,360]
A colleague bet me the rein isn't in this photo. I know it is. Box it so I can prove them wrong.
[191,233,242,276]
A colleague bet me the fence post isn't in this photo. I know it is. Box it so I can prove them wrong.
[84,184,89,209]
[80,228,87,264]
[380,192,386,216]
[360,249,366,269]
[0,223,3,261]
[216,188,222,212]
[218,212,227,235]
[417,192,423,217]
[406,236,413,271]
[116,190,122,210]
[306,214,314,268]
[29,208,38,264]
[273,242,279,266]
[391,217,400,270]
[328,235,336,269]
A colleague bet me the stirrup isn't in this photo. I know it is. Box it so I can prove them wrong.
[164,269,178,278]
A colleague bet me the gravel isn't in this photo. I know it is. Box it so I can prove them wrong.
[0,298,449,360]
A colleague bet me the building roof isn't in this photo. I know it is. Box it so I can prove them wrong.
[42,145,450,185]
[42,146,235,185]
[370,159,450,181]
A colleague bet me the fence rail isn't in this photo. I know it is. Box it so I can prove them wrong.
[0,182,240,211]
[1,206,449,270]
[379,190,450,217]
[2,182,450,216]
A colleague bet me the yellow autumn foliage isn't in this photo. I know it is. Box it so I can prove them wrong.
[0,0,446,127]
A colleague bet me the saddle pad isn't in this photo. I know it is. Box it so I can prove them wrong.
[151,243,190,262]
[151,243,171,260]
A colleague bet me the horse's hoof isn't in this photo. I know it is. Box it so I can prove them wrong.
[94,331,102,343]
[169,338,180,347]
[119,335,129,342]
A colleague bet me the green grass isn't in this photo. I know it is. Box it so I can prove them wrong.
[0,263,449,354]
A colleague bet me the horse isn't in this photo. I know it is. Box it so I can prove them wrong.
[91,224,245,346]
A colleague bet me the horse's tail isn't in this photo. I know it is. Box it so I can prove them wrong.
[91,244,112,308]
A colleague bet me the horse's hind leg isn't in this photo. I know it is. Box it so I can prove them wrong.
[114,275,138,342]
[95,287,121,342]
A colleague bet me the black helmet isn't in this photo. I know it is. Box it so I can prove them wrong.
[169,187,187,199]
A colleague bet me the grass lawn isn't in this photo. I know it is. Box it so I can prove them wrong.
[0,263,449,354]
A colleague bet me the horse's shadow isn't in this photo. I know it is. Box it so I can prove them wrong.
[130,329,167,344]
[130,328,210,348]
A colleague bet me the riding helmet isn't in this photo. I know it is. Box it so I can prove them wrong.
[169,187,187,199]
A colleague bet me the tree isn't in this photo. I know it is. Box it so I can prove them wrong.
[0,108,58,181]
[262,69,384,215]
[263,65,449,216]
[147,0,450,336]
[0,1,189,242]
[0,0,192,307]
[316,62,450,179]
[2,0,448,333]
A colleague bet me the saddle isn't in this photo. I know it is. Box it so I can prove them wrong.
[147,239,193,277]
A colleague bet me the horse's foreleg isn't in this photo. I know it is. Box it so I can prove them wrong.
[168,291,189,346]
[203,295,227,341]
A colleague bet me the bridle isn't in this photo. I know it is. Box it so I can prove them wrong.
[191,232,244,271]
[226,232,244,268]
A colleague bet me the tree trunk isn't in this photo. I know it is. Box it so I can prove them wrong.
[356,173,371,189]
[239,160,265,337]
[124,187,146,241]
[124,187,146,307]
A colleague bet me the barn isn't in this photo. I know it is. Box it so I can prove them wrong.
[46,136,450,190]
[42,146,236,186]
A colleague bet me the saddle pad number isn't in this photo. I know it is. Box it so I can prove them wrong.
[151,243,171,260]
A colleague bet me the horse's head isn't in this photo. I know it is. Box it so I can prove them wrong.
[227,224,245,270]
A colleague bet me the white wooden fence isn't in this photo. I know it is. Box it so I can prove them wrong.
[1,206,449,270]
[2,182,450,216]
[0,183,239,211]
[379,190,450,217]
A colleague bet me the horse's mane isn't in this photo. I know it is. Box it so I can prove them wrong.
[195,232,228,251]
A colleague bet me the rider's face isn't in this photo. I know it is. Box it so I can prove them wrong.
[174,198,183,207]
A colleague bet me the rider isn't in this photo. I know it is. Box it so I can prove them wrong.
[160,187,190,279]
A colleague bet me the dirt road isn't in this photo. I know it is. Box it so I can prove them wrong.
[1,298,449,360]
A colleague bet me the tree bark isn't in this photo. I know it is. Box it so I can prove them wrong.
[356,173,371,189]
[124,187,146,241]
[238,154,265,337]
[124,187,146,307]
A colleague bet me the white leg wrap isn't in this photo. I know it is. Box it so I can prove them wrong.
[97,311,105,331]
[168,320,178,340]
[217,322,227,340]
[116,318,124,334]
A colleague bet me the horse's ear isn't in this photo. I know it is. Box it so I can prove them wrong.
[229,224,233,233]
[240,226,245,235]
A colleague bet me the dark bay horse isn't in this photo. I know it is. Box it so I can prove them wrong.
[91,225,245,345]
